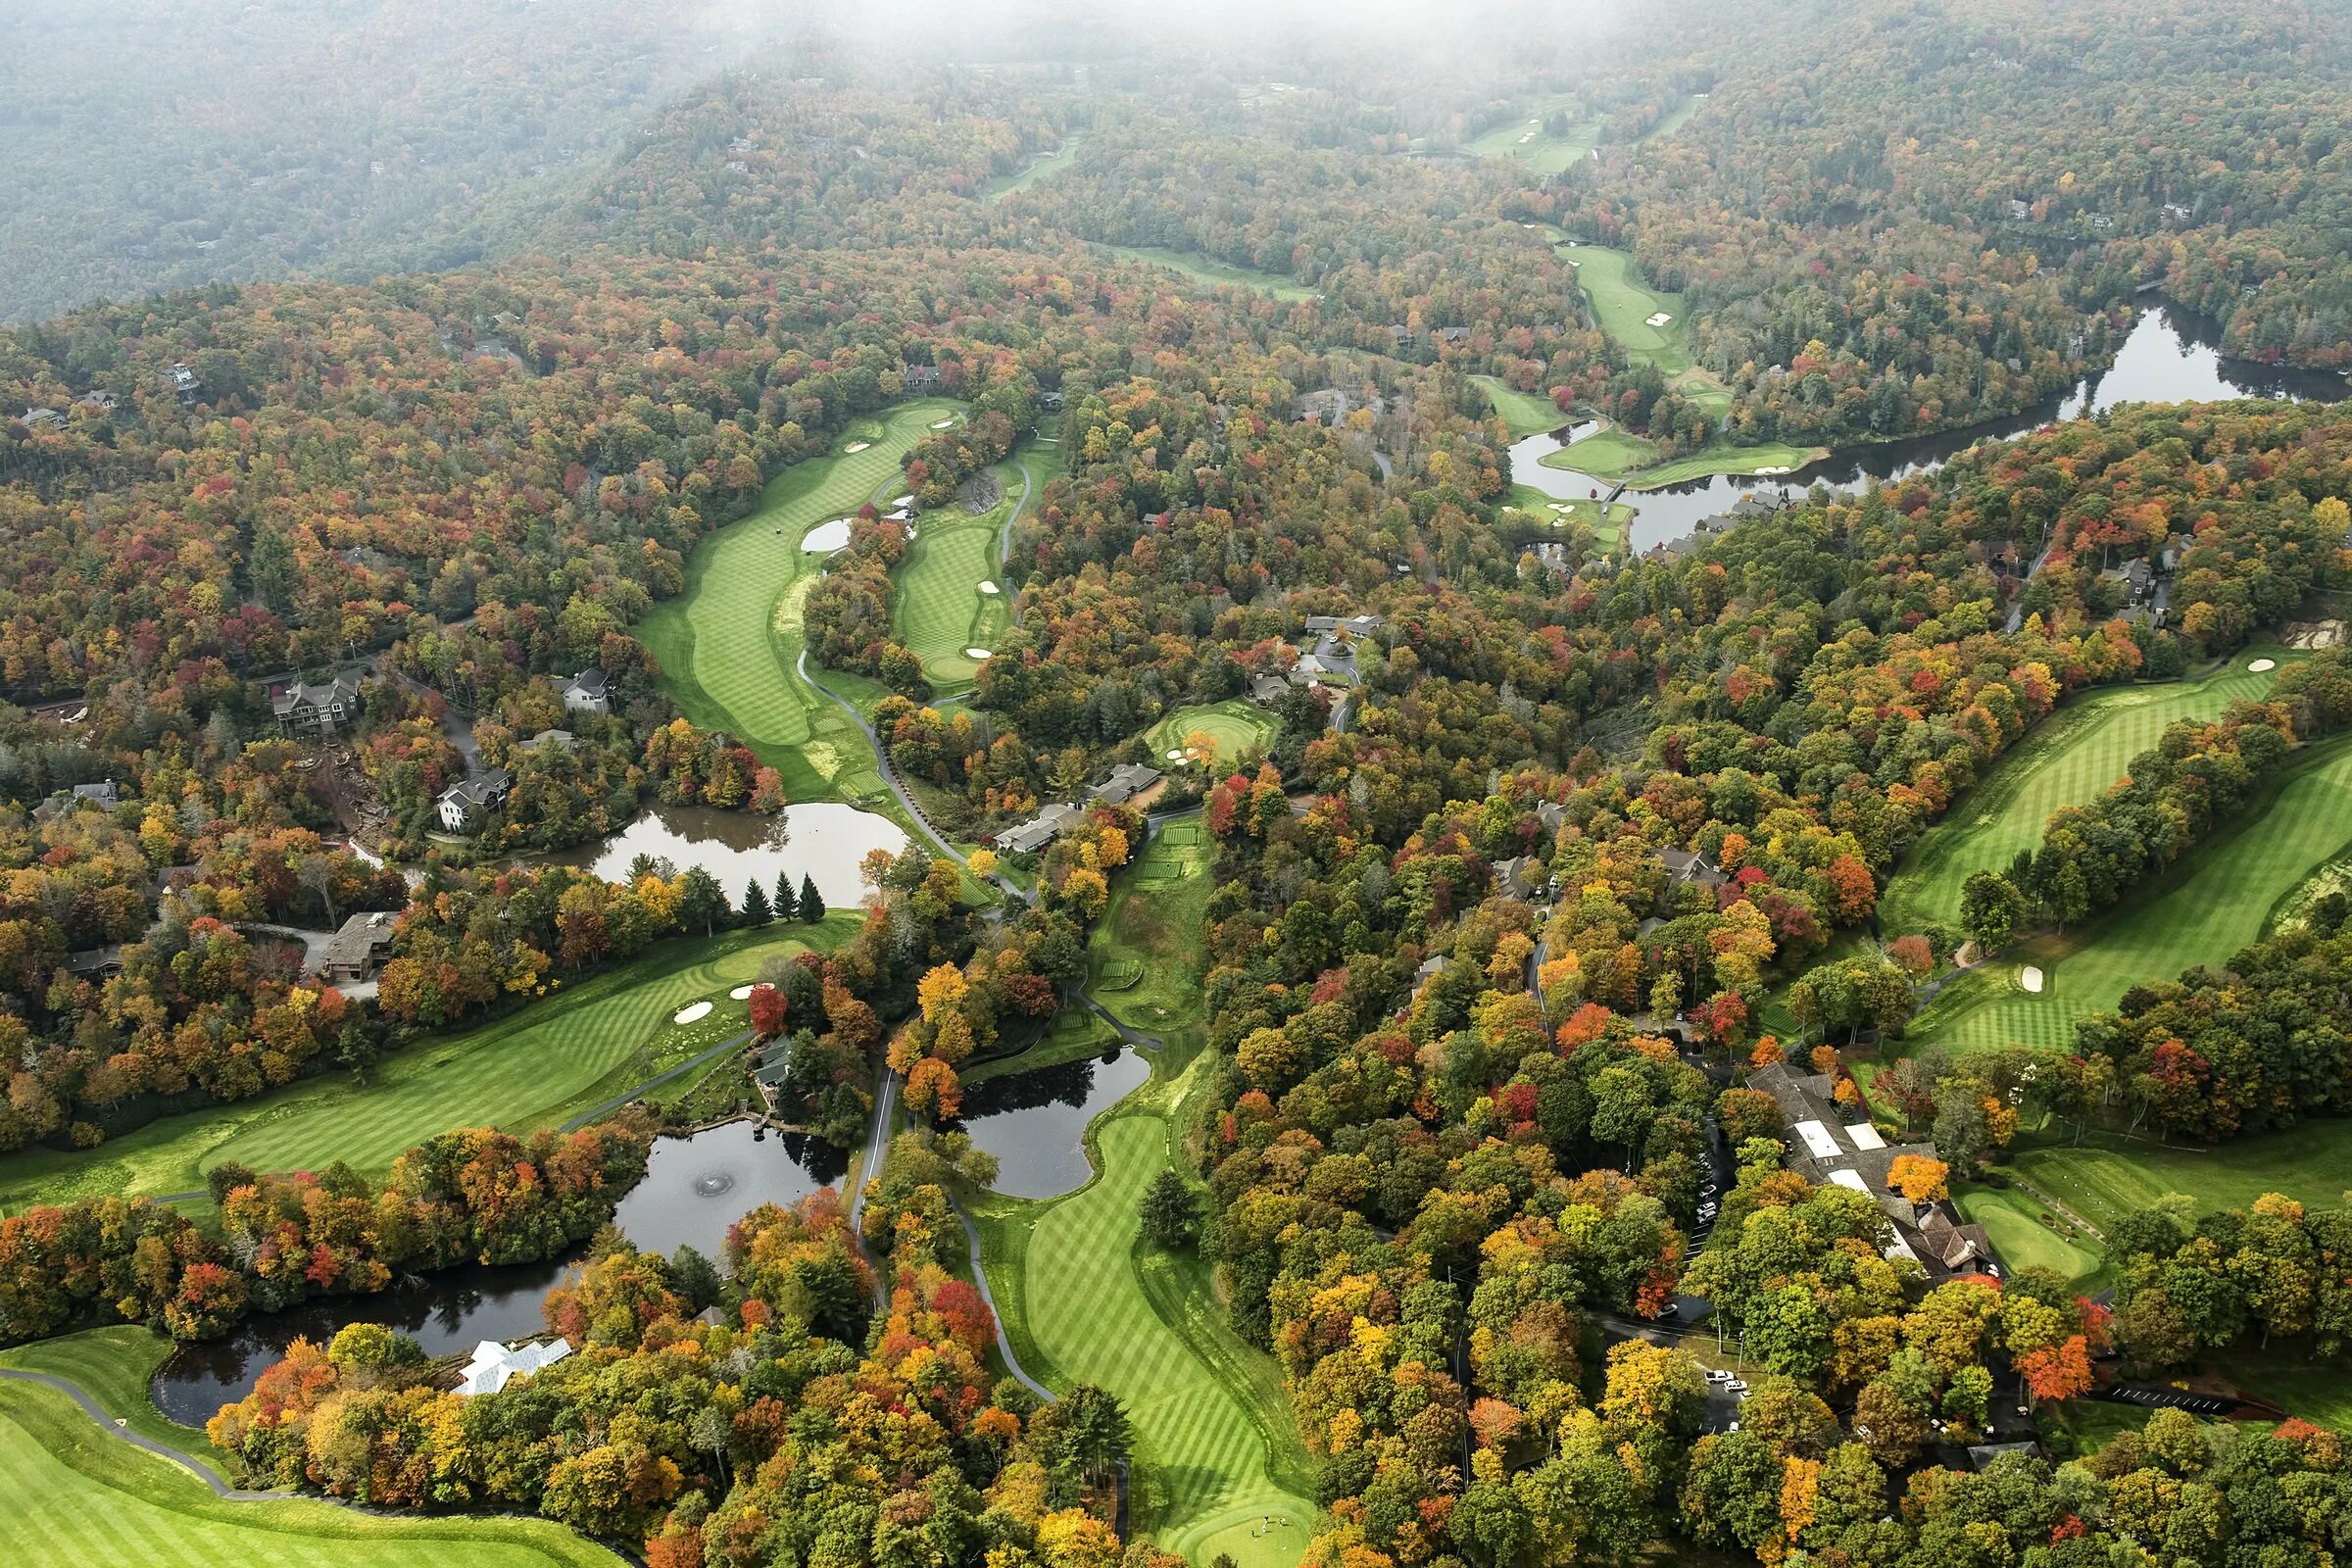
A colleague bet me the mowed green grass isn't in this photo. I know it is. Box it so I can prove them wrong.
[1623,442,1823,488]
[1905,732,2352,1057]
[0,920,854,1213]
[897,486,1012,690]
[1953,1187,2105,1288]
[984,135,1084,204]
[1541,426,1658,480]
[1145,701,1280,772]
[1466,108,1600,175]
[1554,242,1730,420]
[1102,245,1319,303]
[1089,823,1215,1038]
[0,1379,616,1566]
[1472,374,1568,439]
[640,400,959,803]
[1885,648,2303,933]
[0,1325,208,1456]
[2010,1121,2352,1237]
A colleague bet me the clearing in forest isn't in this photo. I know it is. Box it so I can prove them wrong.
[640,399,960,804]
[1903,731,2352,1057]
[1882,647,2303,934]
[0,919,854,1213]
[0,1376,615,1567]
[1466,106,1600,175]
[1102,245,1319,303]
[1144,701,1280,771]
[895,446,1061,692]
[1472,373,1568,438]
[983,136,1085,203]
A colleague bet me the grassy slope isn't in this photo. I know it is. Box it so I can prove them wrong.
[0,1378,616,1566]
[1470,374,1566,438]
[1102,245,1318,303]
[984,136,1084,204]
[973,822,1317,1566]
[1623,442,1824,488]
[1952,1187,2106,1289]
[639,400,958,804]
[1144,702,1280,772]
[897,476,1014,690]
[1465,108,1600,175]
[0,1325,207,1455]
[1558,244,1729,420]
[2010,1120,2352,1236]
[1883,648,2302,933]
[1904,731,2352,1057]
[0,919,854,1212]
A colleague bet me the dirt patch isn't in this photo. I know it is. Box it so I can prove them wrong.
[957,469,1005,514]
[2284,619,2346,650]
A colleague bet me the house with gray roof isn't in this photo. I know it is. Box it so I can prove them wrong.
[996,801,1080,856]
[272,673,363,733]
[436,769,512,833]
[1089,763,1162,807]
[556,669,610,715]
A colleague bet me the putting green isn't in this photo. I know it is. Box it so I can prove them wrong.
[1883,647,2303,933]
[0,1378,616,1566]
[0,919,855,1213]
[1145,702,1280,772]
[640,399,960,804]
[1906,732,2352,1056]
[1953,1187,2104,1287]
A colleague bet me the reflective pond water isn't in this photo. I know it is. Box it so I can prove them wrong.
[610,1118,848,1262]
[953,1047,1152,1199]
[1512,304,2348,552]
[154,1120,851,1420]
[545,801,907,906]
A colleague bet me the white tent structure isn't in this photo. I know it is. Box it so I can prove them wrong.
[457,1337,572,1396]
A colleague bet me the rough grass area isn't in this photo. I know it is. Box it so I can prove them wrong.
[1472,374,1567,438]
[0,918,856,1213]
[1102,245,1318,303]
[1466,107,1600,175]
[0,1378,617,1565]
[1904,732,2352,1056]
[2009,1120,2352,1237]
[1884,648,2302,933]
[1144,701,1280,774]
[640,399,960,806]
[0,1326,207,1456]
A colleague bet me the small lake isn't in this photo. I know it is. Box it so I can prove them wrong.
[1515,305,2348,552]
[953,1047,1152,1199]
[153,1120,852,1420]
[546,802,907,906]
[610,1118,848,1262]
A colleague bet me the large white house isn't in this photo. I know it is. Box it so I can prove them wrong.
[456,1337,571,1396]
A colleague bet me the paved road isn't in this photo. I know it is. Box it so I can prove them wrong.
[950,1202,1056,1401]
[847,1064,901,1308]
[559,1030,757,1132]
[0,1368,272,1497]
[998,456,1040,605]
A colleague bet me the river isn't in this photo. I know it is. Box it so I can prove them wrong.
[544,801,908,906]
[1511,305,2349,552]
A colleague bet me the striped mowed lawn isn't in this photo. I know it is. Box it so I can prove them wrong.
[0,1379,616,1566]
[0,921,850,1213]
[1906,733,2352,1057]
[1011,1112,1315,1568]
[2011,1119,2352,1236]
[0,1326,207,1454]
[1144,702,1279,771]
[640,399,959,802]
[1884,648,2303,933]
[1471,374,1565,439]
[896,477,1014,690]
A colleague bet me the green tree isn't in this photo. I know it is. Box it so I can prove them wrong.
[678,866,728,937]
[798,872,826,923]
[1138,1169,1199,1250]
[1960,870,2026,952]
[743,877,772,925]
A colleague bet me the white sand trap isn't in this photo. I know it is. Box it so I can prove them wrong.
[729,985,755,1001]
[673,1000,714,1025]
[2020,966,2045,994]
[964,647,992,661]
[843,440,871,453]
[2250,658,2278,672]
[978,580,1001,595]
[1645,312,1674,327]
[930,418,954,429]
[1165,748,1187,761]
[802,517,852,553]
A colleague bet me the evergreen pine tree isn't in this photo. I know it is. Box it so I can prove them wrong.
[743,878,772,925]
[798,872,826,923]
[775,869,796,922]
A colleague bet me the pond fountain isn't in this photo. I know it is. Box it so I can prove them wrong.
[951,1047,1152,1199]
[1514,305,2346,553]
[153,1120,852,1419]
[546,801,907,907]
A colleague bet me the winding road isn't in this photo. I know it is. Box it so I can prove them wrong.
[0,1368,268,1497]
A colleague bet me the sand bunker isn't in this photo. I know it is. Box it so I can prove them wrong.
[729,985,755,1001]
[673,1001,714,1025]
[843,440,871,454]
[2020,966,2045,994]
[802,517,852,553]
[1166,748,1187,761]
[930,418,955,429]
[978,580,1001,595]
[964,647,992,661]
[2250,658,2278,672]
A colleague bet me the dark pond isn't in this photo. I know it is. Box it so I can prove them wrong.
[153,1120,851,1420]
[610,1117,849,1262]
[1512,304,2348,552]
[953,1046,1152,1199]
[544,801,907,906]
